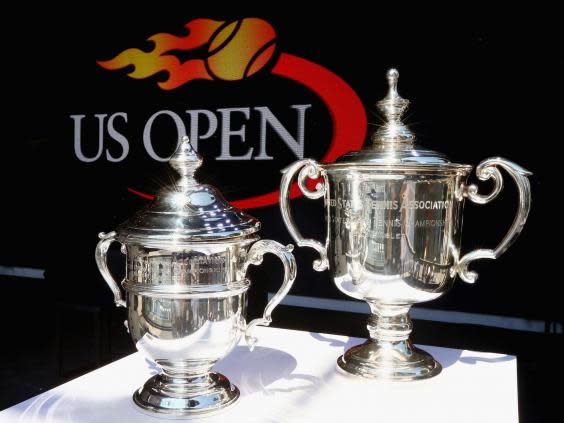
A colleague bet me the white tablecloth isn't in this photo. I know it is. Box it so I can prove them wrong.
[1,326,518,422]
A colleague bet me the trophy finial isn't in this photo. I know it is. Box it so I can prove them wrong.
[169,136,203,186]
[386,68,399,97]
[373,68,415,144]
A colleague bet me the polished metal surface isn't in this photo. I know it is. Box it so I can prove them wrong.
[334,69,458,167]
[95,136,297,416]
[372,68,415,144]
[280,69,532,381]
[133,372,239,418]
[455,157,532,283]
[116,135,261,247]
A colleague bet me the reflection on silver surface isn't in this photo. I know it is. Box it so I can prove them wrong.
[95,137,296,416]
[280,69,532,381]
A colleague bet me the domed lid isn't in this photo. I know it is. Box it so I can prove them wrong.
[116,136,260,246]
[334,69,471,171]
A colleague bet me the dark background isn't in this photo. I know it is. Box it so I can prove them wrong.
[1,5,561,422]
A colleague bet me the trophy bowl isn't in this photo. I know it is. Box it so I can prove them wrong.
[280,69,531,381]
[96,137,296,416]
[126,281,248,415]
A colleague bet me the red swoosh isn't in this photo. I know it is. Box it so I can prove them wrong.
[231,53,366,209]
[127,187,155,200]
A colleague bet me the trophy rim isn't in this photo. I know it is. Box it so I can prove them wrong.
[324,162,474,175]
[122,278,251,299]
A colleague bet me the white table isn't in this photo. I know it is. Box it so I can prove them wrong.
[1,327,518,422]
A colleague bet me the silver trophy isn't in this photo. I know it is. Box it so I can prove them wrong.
[95,136,296,416]
[280,69,531,381]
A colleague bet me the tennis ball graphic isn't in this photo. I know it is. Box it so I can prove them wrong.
[206,18,277,81]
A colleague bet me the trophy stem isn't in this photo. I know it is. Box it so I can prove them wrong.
[337,304,442,381]
[367,304,413,342]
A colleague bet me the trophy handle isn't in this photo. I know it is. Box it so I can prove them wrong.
[280,159,329,271]
[242,240,297,349]
[95,231,126,307]
[454,157,532,283]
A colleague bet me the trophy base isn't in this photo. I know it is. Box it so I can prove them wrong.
[337,339,442,381]
[132,372,239,417]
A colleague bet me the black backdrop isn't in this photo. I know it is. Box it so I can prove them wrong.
[2,6,561,326]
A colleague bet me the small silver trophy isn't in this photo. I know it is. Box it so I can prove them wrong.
[95,136,296,416]
[280,69,531,381]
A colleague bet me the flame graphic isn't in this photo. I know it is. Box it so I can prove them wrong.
[98,18,277,90]
[98,17,367,208]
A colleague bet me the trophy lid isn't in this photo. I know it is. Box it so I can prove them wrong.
[334,68,470,170]
[116,136,260,246]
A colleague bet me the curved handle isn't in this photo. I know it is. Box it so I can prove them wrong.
[280,159,329,271]
[242,240,297,349]
[95,231,126,307]
[454,157,532,283]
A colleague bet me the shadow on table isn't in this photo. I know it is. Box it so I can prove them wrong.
[218,346,320,396]
[144,358,159,375]
[459,355,514,364]
[10,391,195,423]
[13,345,319,412]
[310,332,363,351]
[8,373,292,423]
[7,391,67,421]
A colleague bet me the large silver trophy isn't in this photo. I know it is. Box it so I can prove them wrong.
[280,69,531,381]
[95,137,296,416]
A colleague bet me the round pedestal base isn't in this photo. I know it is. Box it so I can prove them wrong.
[132,372,239,417]
[337,340,442,381]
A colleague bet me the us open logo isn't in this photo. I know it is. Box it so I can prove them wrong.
[71,17,366,208]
